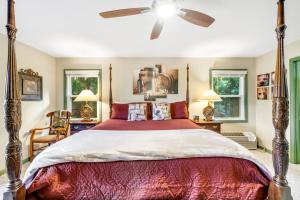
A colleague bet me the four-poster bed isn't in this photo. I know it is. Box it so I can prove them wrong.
[2,0,293,199]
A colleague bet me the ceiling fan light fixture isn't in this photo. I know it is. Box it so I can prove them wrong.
[156,4,177,19]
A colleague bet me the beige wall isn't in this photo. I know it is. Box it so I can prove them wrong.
[56,57,257,132]
[256,40,300,150]
[0,34,56,171]
[3,35,298,172]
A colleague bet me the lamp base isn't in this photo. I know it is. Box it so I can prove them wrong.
[80,102,93,122]
[203,104,215,121]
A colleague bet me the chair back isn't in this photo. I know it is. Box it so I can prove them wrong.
[47,110,71,135]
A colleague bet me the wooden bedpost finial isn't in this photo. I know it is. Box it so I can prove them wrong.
[4,0,26,200]
[268,0,293,199]
[186,64,190,111]
[109,64,113,119]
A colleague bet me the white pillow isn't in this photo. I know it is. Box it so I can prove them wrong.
[128,103,147,121]
[152,103,171,121]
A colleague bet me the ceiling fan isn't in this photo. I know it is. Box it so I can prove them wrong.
[99,0,215,40]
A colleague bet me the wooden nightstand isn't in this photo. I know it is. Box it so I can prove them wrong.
[192,120,223,134]
[70,120,101,135]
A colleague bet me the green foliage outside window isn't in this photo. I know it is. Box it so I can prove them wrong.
[214,97,240,118]
[71,77,98,95]
[213,77,240,95]
[210,70,247,122]
[71,77,99,118]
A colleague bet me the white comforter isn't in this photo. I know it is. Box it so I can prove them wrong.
[24,129,271,185]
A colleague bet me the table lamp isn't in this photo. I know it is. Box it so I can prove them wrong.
[74,89,98,122]
[199,90,222,121]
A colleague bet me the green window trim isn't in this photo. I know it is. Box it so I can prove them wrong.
[290,56,300,164]
[209,68,249,123]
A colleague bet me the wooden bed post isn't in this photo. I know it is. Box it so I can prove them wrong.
[109,64,113,118]
[268,0,293,199]
[3,0,26,200]
[186,64,190,111]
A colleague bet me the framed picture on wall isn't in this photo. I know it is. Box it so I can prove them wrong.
[257,87,269,100]
[133,65,179,101]
[271,86,274,99]
[19,69,43,101]
[271,72,275,86]
[257,73,270,87]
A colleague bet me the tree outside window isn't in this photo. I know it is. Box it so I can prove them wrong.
[65,70,101,120]
[210,69,248,122]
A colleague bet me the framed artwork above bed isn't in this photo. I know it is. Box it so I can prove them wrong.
[133,65,179,101]
[18,68,43,101]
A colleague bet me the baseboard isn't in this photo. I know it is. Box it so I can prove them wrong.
[0,157,29,177]
[258,145,272,154]
[22,157,29,165]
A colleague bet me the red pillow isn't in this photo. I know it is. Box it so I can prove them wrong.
[170,101,189,119]
[111,103,129,120]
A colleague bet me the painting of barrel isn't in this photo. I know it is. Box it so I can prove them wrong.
[133,65,178,101]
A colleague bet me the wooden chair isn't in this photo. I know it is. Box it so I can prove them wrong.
[29,111,71,161]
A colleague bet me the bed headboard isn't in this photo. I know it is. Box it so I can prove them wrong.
[109,64,190,118]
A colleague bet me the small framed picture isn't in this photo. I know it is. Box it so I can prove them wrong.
[193,115,200,121]
[257,73,270,87]
[19,69,43,101]
[271,72,275,86]
[257,87,269,100]
[271,86,274,98]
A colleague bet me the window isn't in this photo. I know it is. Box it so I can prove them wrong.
[210,69,248,122]
[64,69,101,120]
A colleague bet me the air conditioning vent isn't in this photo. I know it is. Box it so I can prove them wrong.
[222,132,257,150]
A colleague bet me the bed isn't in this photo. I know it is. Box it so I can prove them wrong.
[2,1,293,200]
[24,119,270,200]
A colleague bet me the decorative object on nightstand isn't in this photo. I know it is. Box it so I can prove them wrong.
[74,89,98,122]
[199,90,222,121]
[70,120,101,135]
[192,120,223,134]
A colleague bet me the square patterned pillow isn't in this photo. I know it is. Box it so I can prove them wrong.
[152,103,171,120]
[128,103,147,121]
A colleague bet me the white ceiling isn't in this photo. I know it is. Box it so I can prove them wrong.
[0,0,300,58]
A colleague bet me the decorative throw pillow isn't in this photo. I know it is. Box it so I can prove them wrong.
[111,103,129,120]
[132,102,152,120]
[128,103,147,121]
[152,103,171,121]
[170,101,189,119]
[52,110,69,128]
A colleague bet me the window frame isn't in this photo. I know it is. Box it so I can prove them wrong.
[64,69,102,121]
[209,68,248,123]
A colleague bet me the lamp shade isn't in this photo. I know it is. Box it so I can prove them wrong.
[199,90,222,102]
[74,89,98,102]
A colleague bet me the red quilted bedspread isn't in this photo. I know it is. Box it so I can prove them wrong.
[26,119,270,200]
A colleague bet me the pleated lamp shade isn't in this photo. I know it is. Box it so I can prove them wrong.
[199,90,222,102]
[74,90,98,102]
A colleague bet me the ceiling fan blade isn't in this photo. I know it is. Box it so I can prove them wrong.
[150,19,164,40]
[178,8,215,27]
[99,7,151,18]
